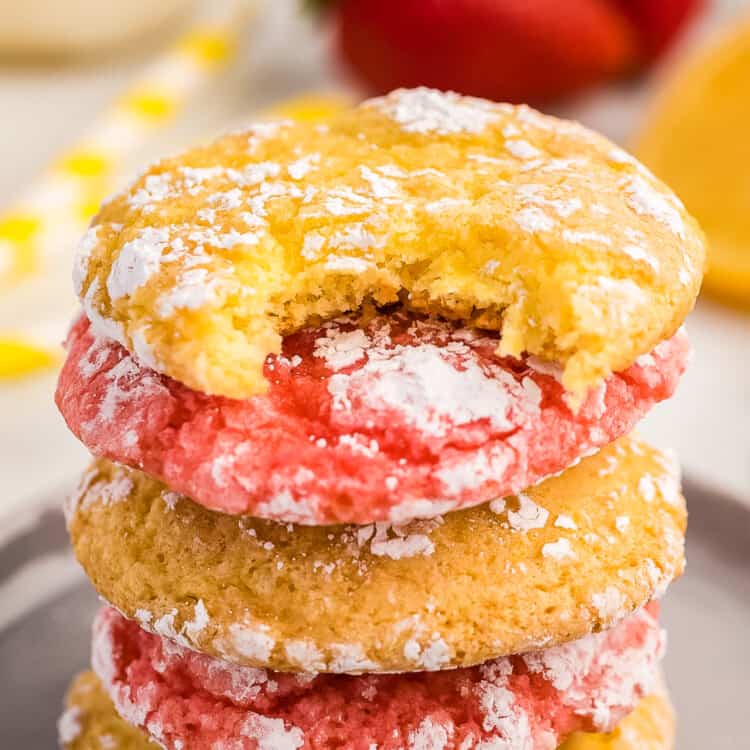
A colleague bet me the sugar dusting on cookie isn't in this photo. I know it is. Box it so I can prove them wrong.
[317,319,539,438]
[69,431,685,677]
[367,87,502,135]
[57,313,690,525]
[93,604,664,750]
[71,89,705,402]
[57,706,83,745]
[64,467,133,525]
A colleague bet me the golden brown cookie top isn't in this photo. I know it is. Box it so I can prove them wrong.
[68,435,686,674]
[74,88,705,398]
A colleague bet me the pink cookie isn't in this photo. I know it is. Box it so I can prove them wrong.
[57,313,688,524]
[93,604,663,750]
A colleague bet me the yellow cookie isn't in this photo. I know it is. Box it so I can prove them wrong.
[74,88,705,399]
[58,671,159,750]
[58,671,674,750]
[67,435,686,674]
[561,691,674,750]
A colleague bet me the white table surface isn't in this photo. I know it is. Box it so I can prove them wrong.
[0,0,748,520]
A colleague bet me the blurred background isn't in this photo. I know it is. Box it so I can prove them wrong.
[0,0,748,745]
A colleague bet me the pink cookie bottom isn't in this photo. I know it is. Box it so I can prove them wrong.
[58,313,689,525]
[93,603,664,750]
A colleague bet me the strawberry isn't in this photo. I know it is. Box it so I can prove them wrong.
[612,0,706,60]
[330,0,639,103]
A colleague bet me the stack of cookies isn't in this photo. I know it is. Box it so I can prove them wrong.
[55,88,705,750]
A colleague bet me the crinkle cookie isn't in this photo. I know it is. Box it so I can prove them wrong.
[90,604,664,750]
[73,87,705,400]
[562,692,674,750]
[59,671,674,750]
[57,312,688,524]
[58,671,159,749]
[67,436,686,674]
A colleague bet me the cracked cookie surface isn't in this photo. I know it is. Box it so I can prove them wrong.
[89,605,665,750]
[73,88,704,400]
[60,670,674,750]
[57,312,688,524]
[67,436,686,673]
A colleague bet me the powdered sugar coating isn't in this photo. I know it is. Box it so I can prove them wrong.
[93,605,663,750]
[57,706,83,744]
[60,670,677,750]
[65,468,133,526]
[68,437,686,674]
[57,313,689,524]
[366,88,501,135]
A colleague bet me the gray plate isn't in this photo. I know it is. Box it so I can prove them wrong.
[1,480,748,748]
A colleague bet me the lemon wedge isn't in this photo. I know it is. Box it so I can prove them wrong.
[635,17,750,309]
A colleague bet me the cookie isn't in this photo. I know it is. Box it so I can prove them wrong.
[59,671,674,750]
[89,604,664,750]
[67,436,686,673]
[57,311,688,523]
[560,690,674,750]
[58,671,159,750]
[73,88,705,400]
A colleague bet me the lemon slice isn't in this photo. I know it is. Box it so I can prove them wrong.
[635,17,750,309]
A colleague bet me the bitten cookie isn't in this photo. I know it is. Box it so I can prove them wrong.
[57,312,688,523]
[67,436,686,673]
[89,604,664,750]
[73,88,705,400]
